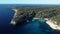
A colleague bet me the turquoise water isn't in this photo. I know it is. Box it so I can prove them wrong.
[13,19,57,34]
[0,5,60,34]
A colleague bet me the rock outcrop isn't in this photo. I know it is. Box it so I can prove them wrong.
[10,8,36,25]
[10,6,60,30]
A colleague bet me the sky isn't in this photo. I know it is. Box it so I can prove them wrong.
[0,0,60,4]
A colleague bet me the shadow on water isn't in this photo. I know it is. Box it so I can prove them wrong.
[12,19,60,34]
[0,7,60,34]
[38,19,57,34]
[39,19,60,34]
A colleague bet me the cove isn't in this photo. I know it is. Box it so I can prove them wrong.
[0,6,60,34]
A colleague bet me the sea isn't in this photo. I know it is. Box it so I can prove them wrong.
[0,4,60,34]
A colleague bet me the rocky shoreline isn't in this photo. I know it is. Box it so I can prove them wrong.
[10,7,60,31]
[10,9,18,25]
[46,19,60,30]
[10,8,36,25]
[33,18,60,30]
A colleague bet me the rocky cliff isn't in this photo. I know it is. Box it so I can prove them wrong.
[10,6,60,30]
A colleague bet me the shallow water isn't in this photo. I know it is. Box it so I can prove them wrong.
[0,7,60,34]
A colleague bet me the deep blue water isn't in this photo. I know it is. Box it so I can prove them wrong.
[0,5,60,34]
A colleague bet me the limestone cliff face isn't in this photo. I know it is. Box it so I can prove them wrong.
[10,6,60,30]
[10,9,18,25]
[10,8,36,25]
[46,19,60,30]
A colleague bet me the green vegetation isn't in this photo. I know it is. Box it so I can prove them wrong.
[12,6,60,25]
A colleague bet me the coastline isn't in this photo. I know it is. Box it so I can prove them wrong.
[46,19,60,30]
[10,9,60,30]
[33,18,60,30]
[10,9,18,25]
